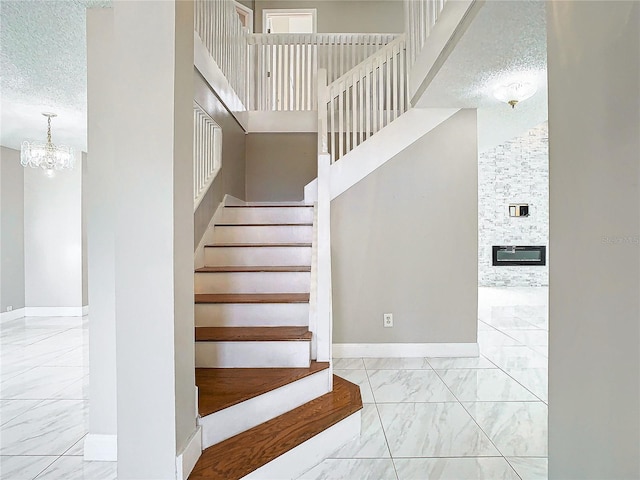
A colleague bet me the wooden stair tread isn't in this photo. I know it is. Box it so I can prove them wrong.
[195,293,310,304]
[195,326,312,342]
[205,242,312,248]
[195,266,311,273]
[188,376,362,480]
[196,362,330,416]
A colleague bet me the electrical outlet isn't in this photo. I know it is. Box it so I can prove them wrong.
[6,306,12,312]
[383,313,393,328]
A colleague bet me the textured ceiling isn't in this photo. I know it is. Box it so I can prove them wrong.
[1,0,547,153]
[415,0,548,151]
[0,0,109,151]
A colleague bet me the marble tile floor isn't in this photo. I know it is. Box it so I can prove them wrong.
[0,287,547,479]
[0,314,116,480]
[302,287,548,480]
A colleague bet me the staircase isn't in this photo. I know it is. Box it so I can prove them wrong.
[190,203,362,480]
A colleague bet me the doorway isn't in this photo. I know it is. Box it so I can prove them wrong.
[262,8,316,34]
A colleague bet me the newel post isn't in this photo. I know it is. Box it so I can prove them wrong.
[315,68,332,365]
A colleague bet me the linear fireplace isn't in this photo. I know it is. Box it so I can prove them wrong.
[492,245,546,266]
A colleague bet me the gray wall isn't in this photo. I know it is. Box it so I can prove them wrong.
[0,146,25,312]
[245,133,317,202]
[194,70,247,247]
[238,0,254,10]
[547,1,640,478]
[254,1,404,33]
[332,109,478,344]
[479,123,548,287]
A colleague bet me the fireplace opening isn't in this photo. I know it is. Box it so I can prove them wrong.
[492,245,546,266]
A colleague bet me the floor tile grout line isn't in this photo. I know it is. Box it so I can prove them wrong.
[0,398,49,426]
[0,365,40,384]
[482,321,549,403]
[491,366,547,404]
[429,367,508,462]
[32,454,65,480]
[475,353,545,402]
[475,308,549,468]
[364,357,399,480]
[503,456,526,480]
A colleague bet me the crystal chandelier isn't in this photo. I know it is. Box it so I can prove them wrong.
[21,113,75,174]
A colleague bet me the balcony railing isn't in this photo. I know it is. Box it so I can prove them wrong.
[247,33,399,111]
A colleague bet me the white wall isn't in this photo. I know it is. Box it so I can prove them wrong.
[108,1,196,477]
[547,1,640,478]
[173,0,197,460]
[479,123,548,287]
[0,146,25,313]
[86,7,117,457]
[82,151,88,306]
[24,152,83,310]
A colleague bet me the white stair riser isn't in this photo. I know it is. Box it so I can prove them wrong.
[199,368,331,449]
[205,246,311,266]
[221,207,313,224]
[242,411,361,480]
[195,272,310,294]
[195,303,309,327]
[195,341,311,368]
[213,225,313,243]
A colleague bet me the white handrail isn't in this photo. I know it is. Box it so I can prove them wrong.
[193,102,221,211]
[404,0,447,70]
[195,0,249,108]
[248,33,399,111]
[322,35,407,162]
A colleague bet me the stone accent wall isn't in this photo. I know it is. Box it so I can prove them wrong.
[479,123,549,286]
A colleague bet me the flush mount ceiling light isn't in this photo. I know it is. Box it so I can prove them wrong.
[21,113,75,174]
[493,81,538,108]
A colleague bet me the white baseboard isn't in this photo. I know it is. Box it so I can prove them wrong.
[332,342,479,358]
[176,426,202,480]
[1,308,26,322]
[24,306,86,317]
[84,433,117,461]
[82,305,89,316]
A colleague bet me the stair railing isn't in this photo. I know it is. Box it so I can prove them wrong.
[404,0,447,70]
[321,35,407,162]
[195,0,250,108]
[193,101,222,210]
[248,33,399,112]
